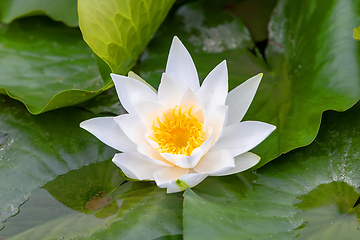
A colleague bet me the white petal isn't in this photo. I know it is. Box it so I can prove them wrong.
[111,73,157,115]
[154,166,189,188]
[173,149,203,168]
[160,152,183,165]
[146,132,161,150]
[128,71,157,92]
[193,108,205,124]
[166,36,200,92]
[137,101,165,130]
[114,114,146,144]
[174,128,214,168]
[180,87,201,111]
[158,73,183,107]
[212,121,276,157]
[215,152,260,176]
[226,73,262,124]
[80,117,136,152]
[137,142,172,166]
[197,60,228,113]
[194,149,235,175]
[205,105,228,142]
[112,152,164,180]
[166,173,208,193]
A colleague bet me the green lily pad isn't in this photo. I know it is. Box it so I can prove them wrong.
[78,0,175,74]
[1,160,183,239]
[134,0,360,167]
[223,0,277,41]
[0,95,116,229]
[295,182,360,239]
[183,102,360,239]
[79,88,127,116]
[44,160,124,216]
[0,17,113,115]
[0,188,108,239]
[0,0,175,115]
[0,0,78,26]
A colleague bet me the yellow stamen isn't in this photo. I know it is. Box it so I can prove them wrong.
[149,105,205,156]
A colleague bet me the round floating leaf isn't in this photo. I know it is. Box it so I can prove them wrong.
[183,103,360,239]
[79,88,127,116]
[295,182,360,239]
[0,0,78,26]
[1,160,183,239]
[0,95,116,229]
[0,17,113,114]
[78,0,175,74]
[135,0,360,167]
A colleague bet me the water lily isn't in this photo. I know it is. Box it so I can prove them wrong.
[80,36,276,193]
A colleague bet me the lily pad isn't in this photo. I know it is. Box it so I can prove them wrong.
[0,95,116,229]
[0,0,78,26]
[1,160,183,239]
[295,182,360,239]
[0,17,113,115]
[183,102,360,239]
[135,0,360,167]
[1,0,176,115]
[78,0,175,74]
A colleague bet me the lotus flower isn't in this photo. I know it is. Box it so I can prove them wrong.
[80,36,276,193]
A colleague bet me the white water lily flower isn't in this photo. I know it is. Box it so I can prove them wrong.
[80,36,276,193]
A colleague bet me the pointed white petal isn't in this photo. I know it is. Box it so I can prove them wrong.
[205,105,228,142]
[137,101,165,130]
[80,117,136,152]
[111,73,157,115]
[173,149,203,168]
[215,152,260,176]
[112,152,164,180]
[114,114,147,144]
[212,121,276,157]
[166,173,208,193]
[160,152,183,165]
[194,149,235,175]
[180,87,201,111]
[146,131,161,150]
[193,107,205,124]
[158,73,183,107]
[226,73,262,124]
[154,166,189,188]
[174,128,214,168]
[166,36,200,91]
[137,142,173,166]
[128,71,157,92]
[197,60,228,113]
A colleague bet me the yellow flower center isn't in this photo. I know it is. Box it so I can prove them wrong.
[149,105,205,156]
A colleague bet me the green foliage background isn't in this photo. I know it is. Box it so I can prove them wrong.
[0,0,359,239]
